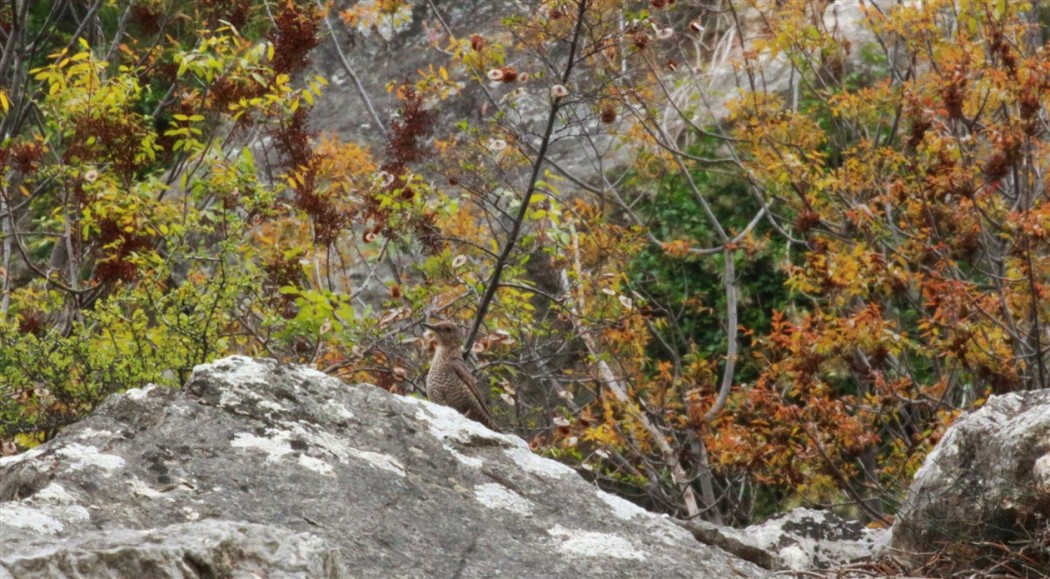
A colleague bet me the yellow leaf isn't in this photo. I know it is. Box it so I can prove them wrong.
[439,66,448,81]
[0,91,8,112]
[15,432,45,449]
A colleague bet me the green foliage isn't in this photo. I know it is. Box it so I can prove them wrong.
[1,1,332,443]
[628,154,791,377]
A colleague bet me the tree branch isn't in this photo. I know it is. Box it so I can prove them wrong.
[463,0,589,353]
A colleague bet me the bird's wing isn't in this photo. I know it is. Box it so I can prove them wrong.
[449,358,495,419]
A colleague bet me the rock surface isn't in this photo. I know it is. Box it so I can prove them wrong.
[0,356,769,578]
[311,0,539,154]
[1,520,344,578]
[889,389,1050,559]
[731,508,885,571]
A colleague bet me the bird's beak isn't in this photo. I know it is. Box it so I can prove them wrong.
[422,322,437,331]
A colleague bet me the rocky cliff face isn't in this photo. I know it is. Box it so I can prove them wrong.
[0,356,768,578]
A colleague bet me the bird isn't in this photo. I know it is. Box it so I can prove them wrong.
[422,321,499,431]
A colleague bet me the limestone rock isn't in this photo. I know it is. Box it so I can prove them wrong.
[730,508,886,571]
[889,389,1050,562]
[1,356,769,578]
[0,520,344,578]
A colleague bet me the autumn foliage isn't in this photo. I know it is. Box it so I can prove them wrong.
[3,1,1049,553]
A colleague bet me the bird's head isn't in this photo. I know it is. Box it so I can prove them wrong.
[423,321,464,349]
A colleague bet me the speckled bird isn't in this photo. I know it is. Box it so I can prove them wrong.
[422,321,498,431]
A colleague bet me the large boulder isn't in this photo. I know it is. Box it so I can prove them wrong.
[0,356,769,578]
[889,389,1050,568]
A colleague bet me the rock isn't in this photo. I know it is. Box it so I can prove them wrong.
[723,508,886,571]
[1,520,345,578]
[674,518,779,570]
[0,356,769,578]
[889,389,1050,565]
[310,0,520,150]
